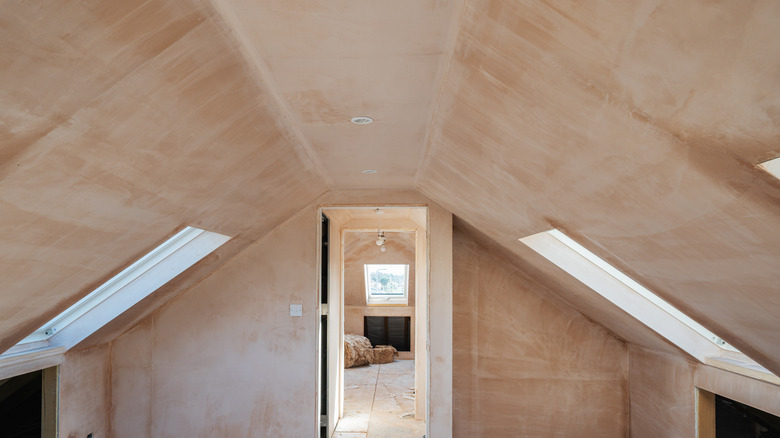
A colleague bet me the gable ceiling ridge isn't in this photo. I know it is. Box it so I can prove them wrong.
[208,0,333,187]
[414,0,469,188]
[315,188,436,208]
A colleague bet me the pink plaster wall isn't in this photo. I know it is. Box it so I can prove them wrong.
[452,224,629,437]
[111,206,318,437]
[628,345,780,437]
[59,345,111,438]
[111,318,153,437]
[628,346,695,437]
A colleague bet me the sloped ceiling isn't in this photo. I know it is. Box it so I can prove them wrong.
[0,0,328,352]
[208,0,464,188]
[417,0,780,374]
[1,0,779,379]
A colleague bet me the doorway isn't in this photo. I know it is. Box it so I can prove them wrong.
[320,206,428,438]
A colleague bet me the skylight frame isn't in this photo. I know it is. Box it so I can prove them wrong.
[14,226,231,350]
[519,229,777,382]
[544,230,737,352]
[364,264,409,306]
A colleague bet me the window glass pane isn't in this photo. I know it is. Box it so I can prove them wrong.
[365,264,408,300]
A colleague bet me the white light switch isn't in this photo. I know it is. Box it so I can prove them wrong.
[290,304,302,317]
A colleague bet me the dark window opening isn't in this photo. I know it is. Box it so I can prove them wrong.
[717,394,780,438]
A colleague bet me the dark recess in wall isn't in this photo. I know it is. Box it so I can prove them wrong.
[0,370,42,437]
[717,394,780,437]
[364,316,411,352]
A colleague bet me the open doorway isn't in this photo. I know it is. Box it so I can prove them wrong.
[321,206,428,438]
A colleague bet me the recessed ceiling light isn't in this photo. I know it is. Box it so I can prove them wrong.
[758,156,780,180]
[351,116,374,125]
[362,169,377,174]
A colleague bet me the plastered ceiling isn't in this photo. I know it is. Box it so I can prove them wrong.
[1,0,779,376]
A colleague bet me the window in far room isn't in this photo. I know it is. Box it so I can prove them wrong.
[364,264,409,305]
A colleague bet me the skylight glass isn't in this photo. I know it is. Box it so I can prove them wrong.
[365,264,409,305]
[550,230,734,351]
[759,156,780,180]
[15,227,230,351]
[519,229,757,364]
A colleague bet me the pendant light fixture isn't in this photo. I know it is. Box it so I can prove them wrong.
[375,208,387,252]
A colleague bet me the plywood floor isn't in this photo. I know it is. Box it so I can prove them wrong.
[334,360,425,438]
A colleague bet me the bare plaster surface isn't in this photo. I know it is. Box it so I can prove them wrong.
[454,219,687,358]
[2,0,780,433]
[111,206,319,437]
[210,0,466,188]
[108,193,448,437]
[111,318,154,437]
[418,0,780,375]
[59,345,111,438]
[452,224,629,437]
[0,0,777,376]
[628,346,695,438]
[0,0,328,353]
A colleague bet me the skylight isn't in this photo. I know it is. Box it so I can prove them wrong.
[520,229,777,382]
[759,156,780,180]
[365,264,409,305]
[15,227,230,351]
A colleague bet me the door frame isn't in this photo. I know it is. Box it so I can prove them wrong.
[315,202,453,437]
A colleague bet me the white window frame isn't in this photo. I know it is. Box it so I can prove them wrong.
[1,226,230,373]
[364,264,409,306]
[520,229,778,384]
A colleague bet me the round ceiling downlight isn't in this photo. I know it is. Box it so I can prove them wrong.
[350,116,374,125]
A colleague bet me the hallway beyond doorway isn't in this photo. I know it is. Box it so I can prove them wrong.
[334,360,424,438]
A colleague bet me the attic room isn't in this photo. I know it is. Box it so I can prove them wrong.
[1,1,779,437]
